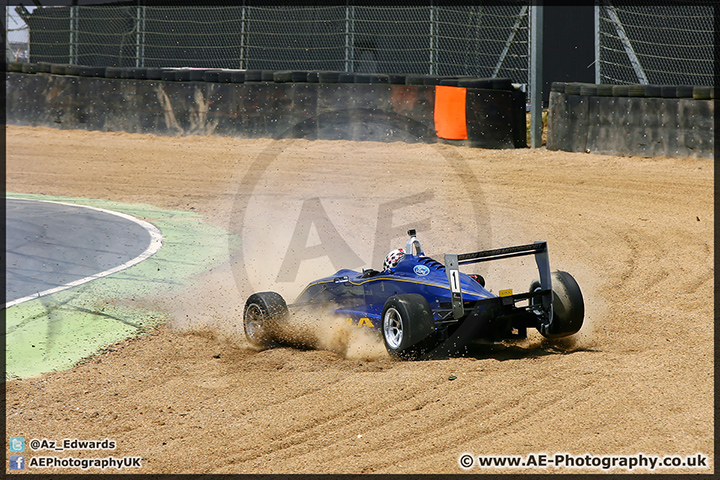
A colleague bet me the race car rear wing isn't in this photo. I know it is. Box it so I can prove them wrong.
[444,242,552,319]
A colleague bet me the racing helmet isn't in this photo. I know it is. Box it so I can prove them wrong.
[383,248,405,271]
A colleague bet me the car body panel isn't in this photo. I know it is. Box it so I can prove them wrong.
[292,254,496,330]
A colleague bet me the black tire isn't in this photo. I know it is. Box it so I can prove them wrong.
[243,292,289,348]
[439,78,460,86]
[8,61,23,72]
[146,68,162,80]
[160,70,177,81]
[21,63,37,74]
[596,84,614,96]
[318,71,341,83]
[273,70,293,83]
[50,64,68,75]
[290,71,309,82]
[175,70,192,82]
[676,85,693,98]
[644,84,662,97]
[66,65,83,76]
[457,78,493,89]
[82,66,106,77]
[133,67,148,80]
[579,84,598,96]
[355,73,389,84]
[105,67,123,78]
[693,86,712,100]
[661,85,677,98]
[531,271,584,339]
[245,69,262,82]
[564,83,582,95]
[612,85,629,97]
[551,82,568,93]
[491,77,513,91]
[203,70,221,82]
[405,75,426,86]
[422,75,445,86]
[338,73,355,83]
[381,294,436,360]
[627,84,646,97]
[37,62,53,73]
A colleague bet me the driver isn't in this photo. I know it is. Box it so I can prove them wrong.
[383,248,405,273]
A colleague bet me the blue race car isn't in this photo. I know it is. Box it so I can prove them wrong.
[244,229,584,360]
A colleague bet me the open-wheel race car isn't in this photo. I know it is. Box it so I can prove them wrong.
[244,229,584,360]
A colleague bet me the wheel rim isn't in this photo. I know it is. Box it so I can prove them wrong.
[244,303,266,343]
[383,307,404,349]
[529,285,542,314]
[530,286,553,321]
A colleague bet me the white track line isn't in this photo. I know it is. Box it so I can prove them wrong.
[5,197,164,309]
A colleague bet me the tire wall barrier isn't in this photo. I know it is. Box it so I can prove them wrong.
[5,65,526,149]
[547,82,714,159]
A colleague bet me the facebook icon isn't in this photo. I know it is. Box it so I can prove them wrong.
[10,455,25,470]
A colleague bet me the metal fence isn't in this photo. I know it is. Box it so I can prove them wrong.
[13,4,531,83]
[596,1,714,86]
[7,3,715,87]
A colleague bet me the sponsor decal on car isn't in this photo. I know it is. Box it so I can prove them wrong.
[413,265,430,276]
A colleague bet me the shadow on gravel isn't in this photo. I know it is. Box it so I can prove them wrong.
[424,340,598,362]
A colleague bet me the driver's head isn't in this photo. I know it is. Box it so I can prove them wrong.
[383,248,405,271]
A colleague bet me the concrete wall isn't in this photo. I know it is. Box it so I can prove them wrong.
[6,69,527,149]
[547,84,714,159]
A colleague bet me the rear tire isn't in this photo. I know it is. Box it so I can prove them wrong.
[531,271,584,338]
[382,294,436,360]
[243,292,288,348]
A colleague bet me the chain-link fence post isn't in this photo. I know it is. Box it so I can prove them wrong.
[135,5,144,68]
[345,5,354,73]
[69,5,78,64]
[239,5,247,70]
[529,3,543,148]
[429,5,437,75]
[594,4,600,84]
[5,4,10,62]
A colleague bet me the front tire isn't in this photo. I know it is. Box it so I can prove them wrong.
[382,294,436,360]
[531,271,584,338]
[243,292,288,348]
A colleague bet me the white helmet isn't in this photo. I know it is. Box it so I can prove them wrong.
[383,248,405,271]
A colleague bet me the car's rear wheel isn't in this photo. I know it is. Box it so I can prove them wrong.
[243,292,288,348]
[382,294,436,360]
[531,271,584,338]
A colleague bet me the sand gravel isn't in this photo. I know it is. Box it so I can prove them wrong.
[5,125,713,474]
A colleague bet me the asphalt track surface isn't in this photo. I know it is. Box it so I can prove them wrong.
[5,198,162,307]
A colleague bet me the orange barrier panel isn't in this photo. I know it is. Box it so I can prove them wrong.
[434,85,468,140]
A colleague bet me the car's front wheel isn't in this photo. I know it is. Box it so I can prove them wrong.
[381,294,436,360]
[243,292,288,348]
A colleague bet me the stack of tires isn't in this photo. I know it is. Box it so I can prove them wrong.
[6,61,517,92]
[551,81,715,100]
